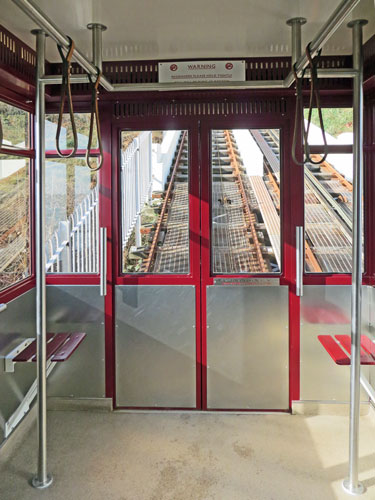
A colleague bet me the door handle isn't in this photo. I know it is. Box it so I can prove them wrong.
[100,227,107,297]
[296,226,304,297]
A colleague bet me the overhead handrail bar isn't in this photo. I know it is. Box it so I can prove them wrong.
[284,0,361,87]
[55,36,78,158]
[85,69,103,171]
[12,0,113,91]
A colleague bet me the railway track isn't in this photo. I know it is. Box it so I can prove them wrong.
[142,131,189,273]
[253,129,353,273]
[211,130,278,273]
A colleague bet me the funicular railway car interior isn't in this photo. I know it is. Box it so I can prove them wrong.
[0,0,375,498]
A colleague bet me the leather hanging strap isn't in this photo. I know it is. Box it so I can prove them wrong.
[85,69,103,171]
[56,36,78,158]
[292,43,328,166]
[291,62,306,166]
[303,43,328,165]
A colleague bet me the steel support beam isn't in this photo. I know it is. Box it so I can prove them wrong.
[342,18,368,497]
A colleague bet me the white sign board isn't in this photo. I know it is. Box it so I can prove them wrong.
[158,60,245,84]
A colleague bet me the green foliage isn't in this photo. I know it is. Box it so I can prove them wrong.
[304,108,353,138]
[47,113,98,148]
[0,102,29,146]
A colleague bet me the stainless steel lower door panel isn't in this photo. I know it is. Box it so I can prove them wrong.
[206,285,289,409]
[115,285,196,407]
[46,286,105,398]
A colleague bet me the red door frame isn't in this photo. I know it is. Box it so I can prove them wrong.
[110,117,202,409]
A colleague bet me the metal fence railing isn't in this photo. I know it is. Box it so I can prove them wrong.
[45,187,99,273]
[121,131,152,247]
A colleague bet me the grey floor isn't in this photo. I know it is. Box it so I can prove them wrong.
[1,409,375,500]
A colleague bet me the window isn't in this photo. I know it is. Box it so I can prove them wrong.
[303,108,354,273]
[211,129,281,274]
[45,113,99,274]
[0,155,30,291]
[0,101,30,149]
[121,130,190,274]
[46,113,97,151]
[0,101,31,292]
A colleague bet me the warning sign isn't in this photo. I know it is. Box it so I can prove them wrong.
[158,60,245,83]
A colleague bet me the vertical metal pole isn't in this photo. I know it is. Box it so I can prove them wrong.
[31,29,53,490]
[286,17,307,66]
[343,18,368,497]
[87,23,107,72]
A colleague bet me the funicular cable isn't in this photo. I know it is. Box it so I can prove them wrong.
[85,69,104,171]
[292,43,329,166]
[56,36,78,158]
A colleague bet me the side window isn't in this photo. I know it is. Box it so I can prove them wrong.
[0,102,31,292]
[210,129,281,274]
[303,108,354,273]
[121,130,190,274]
[44,114,99,273]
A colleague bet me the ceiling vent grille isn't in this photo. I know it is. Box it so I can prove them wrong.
[113,98,288,118]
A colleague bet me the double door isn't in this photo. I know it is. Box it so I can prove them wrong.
[114,119,291,410]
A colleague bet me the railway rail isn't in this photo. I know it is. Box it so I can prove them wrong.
[253,129,353,273]
[141,131,189,273]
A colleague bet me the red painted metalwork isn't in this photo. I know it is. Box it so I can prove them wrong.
[14,333,54,362]
[12,332,86,362]
[50,332,86,362]
[319,335,375,365]
[318,335,351,365]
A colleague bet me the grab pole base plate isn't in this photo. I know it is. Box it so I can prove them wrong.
[342,479,365,496]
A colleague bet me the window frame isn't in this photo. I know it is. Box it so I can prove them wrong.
[302,105,362,280]
[0,97,34,301]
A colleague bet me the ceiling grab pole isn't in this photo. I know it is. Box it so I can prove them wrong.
[342,18,368,497]
[87,23,107,73]
[286,17,307,66]
[31,28,53,490]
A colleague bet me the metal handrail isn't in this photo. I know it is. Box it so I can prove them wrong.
[12,0,112,91]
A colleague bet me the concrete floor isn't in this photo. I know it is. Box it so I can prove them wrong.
[1,409,375,500]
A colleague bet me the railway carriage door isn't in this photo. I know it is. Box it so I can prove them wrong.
[201,126,289,410]
[115,123,290,411]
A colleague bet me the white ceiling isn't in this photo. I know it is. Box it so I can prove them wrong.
[1,0,374,62]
